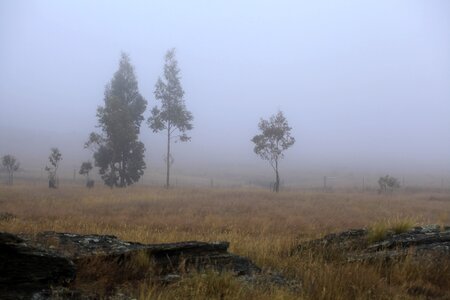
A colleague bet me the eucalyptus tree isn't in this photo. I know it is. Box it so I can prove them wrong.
[86,53,147,187]
[1,154,19,185]
[251,111,295,192]
[45,148,62,188]
[378,175,400,193]
[148,49,193,188]
[79,161,94,188]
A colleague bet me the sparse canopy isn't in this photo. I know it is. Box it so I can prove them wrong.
[251,111,295,192]
[79,161,94,188]
[1,154,20,185]
[45,148,62,188]
[87,53,147,188]
[378,175,400,193]
[148,48,193,188]
[79,161,93,177]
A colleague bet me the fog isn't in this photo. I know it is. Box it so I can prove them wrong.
[1,0,449,187]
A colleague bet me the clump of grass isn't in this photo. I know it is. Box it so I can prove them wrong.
[127,250,155,275]
[367,222,389,243]
[368,217,415,243]
[138,271,295,300]
[390,217,414,234]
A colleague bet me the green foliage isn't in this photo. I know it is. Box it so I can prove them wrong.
[147,48,193,188]
[88,53,147,188]
[79,161,93,177]
[251,111,295,192]
[45,148,62,188]
[1,154,20,185]
[378,175,400,193]
[79,161,94,188]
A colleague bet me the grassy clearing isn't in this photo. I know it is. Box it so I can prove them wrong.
[0,185,449,299]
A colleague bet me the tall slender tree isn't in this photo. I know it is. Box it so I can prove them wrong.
[148,49,193,188]
[251,111,295,192]
[86,53,147,187]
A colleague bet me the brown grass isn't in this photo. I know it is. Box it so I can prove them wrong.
[0,185,449,299]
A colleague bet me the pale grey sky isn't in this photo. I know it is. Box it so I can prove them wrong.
[1,0,449,181]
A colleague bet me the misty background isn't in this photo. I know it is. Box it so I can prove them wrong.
[1,0,449,188]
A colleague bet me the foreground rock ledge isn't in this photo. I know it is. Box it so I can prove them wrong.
[0,231,261,299]
[293,224,450,262]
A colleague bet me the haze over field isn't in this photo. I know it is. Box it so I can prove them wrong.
[1,0,449,186]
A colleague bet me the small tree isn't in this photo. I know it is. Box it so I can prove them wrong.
[79,161,94,188]
[45,148,62,188]
[251,111,295,192]
[378,175,400,193]
[1,155,20,185]
[148,48,193,189]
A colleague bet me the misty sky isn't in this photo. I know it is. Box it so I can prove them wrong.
[1,0,449,179]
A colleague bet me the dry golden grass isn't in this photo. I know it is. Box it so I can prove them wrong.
[0,185,449,299]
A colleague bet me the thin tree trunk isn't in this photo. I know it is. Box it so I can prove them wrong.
[274,159,280,192]
[120,154,125,187]
[166,125,171,189]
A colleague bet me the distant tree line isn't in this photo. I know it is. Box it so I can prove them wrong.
[0,49,412,194]
[5,50,408,194]
[0,49,296,191]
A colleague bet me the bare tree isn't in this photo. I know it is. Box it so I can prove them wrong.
[1,154,20,185]
[251,111,295,192]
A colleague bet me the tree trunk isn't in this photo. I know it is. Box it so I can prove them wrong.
[166,125,171,189]
[120,154,125,187]
[274,159,280,192]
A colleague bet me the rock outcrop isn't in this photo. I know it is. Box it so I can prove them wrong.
[293,225,450,263]
[1,231,262,298]
[23,232,261,286]
[0,232,76,300]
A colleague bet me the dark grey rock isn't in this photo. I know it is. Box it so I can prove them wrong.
[2,231,292,298]
[21,231,260,280]
[0,232,76,300]
[294,225,450,263]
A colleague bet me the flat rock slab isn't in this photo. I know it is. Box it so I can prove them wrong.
[293,225,450,263]
[21,231,260,278]
[1,231,264,298]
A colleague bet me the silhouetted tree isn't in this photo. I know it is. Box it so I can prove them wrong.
[45,148,62,188]
[86,53,147,187]
[148,49,193,188]
[378,175,400,193]
[251,111,295,192]
[79,161,94,188]
[1,154,19,185]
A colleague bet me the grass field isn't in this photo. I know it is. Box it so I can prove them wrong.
[1,185,449,299]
